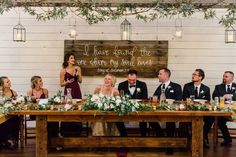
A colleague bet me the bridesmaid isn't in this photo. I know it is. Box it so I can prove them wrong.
[26,75,58,138]
[27,76,48,102]
[60,52,82,99]
[59,52,83,137]
[0,76,19,149]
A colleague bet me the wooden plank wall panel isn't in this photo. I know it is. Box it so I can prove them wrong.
[0,8,236,98]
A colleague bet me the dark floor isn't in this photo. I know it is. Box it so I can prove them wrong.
[0,136,235,157]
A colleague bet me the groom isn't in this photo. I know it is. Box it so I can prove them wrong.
[117,69,148,137]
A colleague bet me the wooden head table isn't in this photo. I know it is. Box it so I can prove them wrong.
[0,114,11,124]
[10,110,231,157]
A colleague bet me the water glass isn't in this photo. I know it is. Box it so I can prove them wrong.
[214,97,219,106]
[190,95,195,101]
[120,90,124,97]
[152,95,158,103]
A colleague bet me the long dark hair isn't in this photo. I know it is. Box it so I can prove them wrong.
[62,52,75,68]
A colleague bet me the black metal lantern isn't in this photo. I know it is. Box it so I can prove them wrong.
[120,19,131,40]
[225,27,236,43]
[174,17,183,38]
[68,16,77,39]
[13,13,26,42]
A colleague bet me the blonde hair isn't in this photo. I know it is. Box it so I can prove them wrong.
[30,76,42,89]
[106,73,116,87]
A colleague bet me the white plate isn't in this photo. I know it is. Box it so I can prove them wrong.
[194,99,207,103]
[166,99,175,102]
[131,99,142,103]
[72,99,82,102]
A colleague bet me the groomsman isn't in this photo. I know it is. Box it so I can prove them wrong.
[182,69,213,148]
[117,69,148,136]
[212,71,236,146]
[150,68,182,155]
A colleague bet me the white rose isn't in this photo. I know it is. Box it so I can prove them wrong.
[64,104,72,111]
[97,102,103,108]
[54,96,61,103]
[115,99,122,104]
[110,104,115,109]
[134,102,139,108]
[16,96,25,103]
[91,94,99,102]
[4,103,13,108]
[179,104,185,110]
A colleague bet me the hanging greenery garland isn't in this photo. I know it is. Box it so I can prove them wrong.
[0,0,236,27]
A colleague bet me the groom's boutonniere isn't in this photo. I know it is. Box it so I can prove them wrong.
[200,90,204,94]
[232,87,235,92]
[136,88,141,93]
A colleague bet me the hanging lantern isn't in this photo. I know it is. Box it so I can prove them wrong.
[68,16,77,39]
[225,27,236,43]
[174,18,183,38]
[120,19,131,40]
[13,13,26,42]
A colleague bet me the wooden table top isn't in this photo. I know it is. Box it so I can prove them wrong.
[9,110,232,117]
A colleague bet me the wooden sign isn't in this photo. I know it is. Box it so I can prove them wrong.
[64,40,168,78]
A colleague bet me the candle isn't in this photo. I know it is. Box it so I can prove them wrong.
[123,31,128,40]
[175,30,182,38]
[69,29,77,37]
[227,34,234,42]
[16,33,21,40]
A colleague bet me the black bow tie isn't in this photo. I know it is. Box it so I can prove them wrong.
[129,85,136,88]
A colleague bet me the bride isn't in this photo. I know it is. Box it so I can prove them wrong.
[91,73,120,136]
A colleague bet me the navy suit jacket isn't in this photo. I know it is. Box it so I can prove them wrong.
[153,81,182,100]
[212,83,236,100]
[183,82,210,101]
[118,80,148,99]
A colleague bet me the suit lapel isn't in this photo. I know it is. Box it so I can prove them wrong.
[165,82,172,96]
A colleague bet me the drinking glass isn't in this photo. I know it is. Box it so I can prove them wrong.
[152,95,158,103]
[190,95,195,101]
[214,97,219,106]
[220,96,224,106]
[120,90,124,97]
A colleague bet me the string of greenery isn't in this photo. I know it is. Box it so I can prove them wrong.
[0,0,236,27]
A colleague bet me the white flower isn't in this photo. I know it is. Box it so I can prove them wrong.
[4,102,13,108]
[200,90,204,94]
[64,104,72,111]
[91,94,100,102]
[115,99,122,104]
[136,88,141,93]
[179,104,185,110]
[54,96,61,103]
[134,102,139,108]
[167,86,171,89]
[97,102,103,108]
[16,96,25,103]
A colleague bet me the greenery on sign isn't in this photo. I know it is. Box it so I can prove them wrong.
[0,0,236,28]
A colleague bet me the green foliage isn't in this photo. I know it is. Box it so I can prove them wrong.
[0,0,236,27]
[82,94,153,116]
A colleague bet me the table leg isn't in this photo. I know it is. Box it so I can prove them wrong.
[192,116,203,157]
[19,115,24,148]
[36,116,48,157]
[213,117,218,148]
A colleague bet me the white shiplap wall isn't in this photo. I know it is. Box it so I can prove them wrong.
[0,8,236,98]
